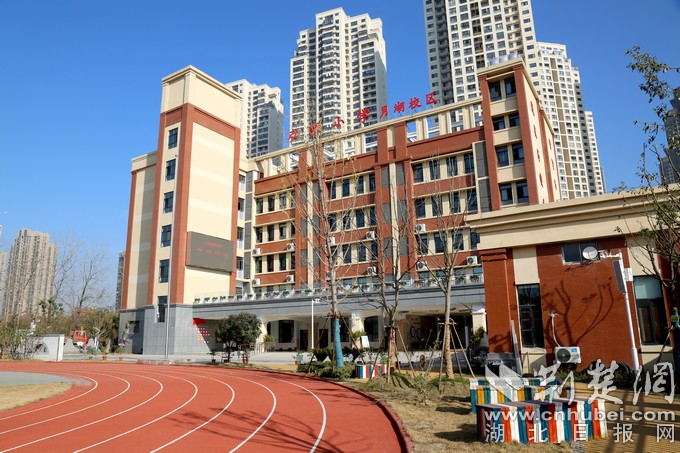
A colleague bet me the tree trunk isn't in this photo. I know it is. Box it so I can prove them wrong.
[442,287,454,378]
[333,317,344,367]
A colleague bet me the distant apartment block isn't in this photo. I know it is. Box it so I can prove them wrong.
[660,86,680,183]
[227,80,284,158]
[2,229,57,316]
[115,252,125,311]
[535,43,605,197]
[423,0,605,198]
[290,8,387,144]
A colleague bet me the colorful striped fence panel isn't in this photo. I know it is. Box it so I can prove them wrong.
[354,364,389,379]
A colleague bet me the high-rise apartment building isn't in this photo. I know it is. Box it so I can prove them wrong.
[424,0,605,198]
[227,80,284,158]
[424,0,539,104]
[290,8,387,144]
[535,43,605,198]
[2,229,57,316]
[660,87,680,183]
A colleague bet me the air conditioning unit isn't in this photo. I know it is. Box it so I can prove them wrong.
[252,248,262,255]
[285,275,295,283]
[328,237,336,245]
[417,262,428,271]
[252,278,261,286]
[286,243,295,251]
[415,224,427,233]
[466,256,478,266]
[366,231,376,240]
[366,266,377,275]
[555,346,582,364]
[326,271,331,281]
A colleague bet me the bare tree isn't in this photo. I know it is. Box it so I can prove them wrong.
[360,182,419,376]
[413,163,477,379]
[276,127,365,367]
[52,236,112,328]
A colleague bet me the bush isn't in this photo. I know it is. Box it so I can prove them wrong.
[318,365,354,379]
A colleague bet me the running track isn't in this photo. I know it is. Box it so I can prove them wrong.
[0,362,409,452]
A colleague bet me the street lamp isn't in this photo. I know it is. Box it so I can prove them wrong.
[311,298,321,351]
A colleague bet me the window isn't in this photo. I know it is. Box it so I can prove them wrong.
[562,241,598,264]
[508,113,520,127]
[339,179,349,197]
[512,143,524,164]
[429,160,440,180]
[356,209,365,228]
[468,190,478,211]
[329,213,337,231]
[278,320,294,343]
[489,81,502,101]
[165,159,176,180]
[356,175,365,194]
[291,252,296,270]
[236,257,244,271]
[364,316,379,341]
[431,195,442,217]
[267,225,274,241]
[492,116,506,130]
[255,227,263,243]
[434,233,444,253]
[163,192,174,213]
[370,241,378,260]
[279,253,287,271]
[369,207,377,226]
[496,146,509,167]
[369,173,376,192]
[634,276,668,344]
[453,231,464,251]
[358,243,367,262]
[267,255,274,272]
[255,257,262,273]
[168,128,178,149]
[452,192,460,213]
[505,77,516,97]
[327,181,337,199]
[415,198,426,218]
[446,156,458,176]
[500,183,513,205]
[279,223,287,239]
[418,234,429,254]
[279,193,287,209]
[256,198,263,214]
[470,230,480,249]
[517,284,544,348]
[464,153,475,174]
[157,296,167,323]
[161,225,172,247]
[342,245,351,264]
[342,212,352,230]
[413,163,424,183]
[159,259,169,283]
[516,181,529,203]
[268,196,275,212]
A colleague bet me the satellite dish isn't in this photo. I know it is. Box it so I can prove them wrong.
[582,246,599,261]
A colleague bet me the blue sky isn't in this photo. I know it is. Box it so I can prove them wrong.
[0,0,678,286]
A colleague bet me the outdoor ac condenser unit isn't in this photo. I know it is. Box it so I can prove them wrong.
[417,262,428,271]
[466,256,478,266]
[415,224,427,233]
[366,266,377,275]
[285,275,295,283]
[555,346,582,364]
[286,243,295,251]
[366,231,376,240]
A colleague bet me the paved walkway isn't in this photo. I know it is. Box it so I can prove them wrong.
[0,371,73,386]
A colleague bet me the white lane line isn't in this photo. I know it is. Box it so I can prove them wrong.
[75,371,233,452]
[0,372,129,436]
[226,378,276,453]
[0,373,98,421]
[2,373,168,452]
[145,371,237,453]
[234,371,327,453]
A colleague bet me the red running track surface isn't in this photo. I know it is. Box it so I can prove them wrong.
[0,362,409,452]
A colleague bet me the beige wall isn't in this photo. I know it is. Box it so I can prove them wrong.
[127,153,157,309]
[513,247,539,284]
[161,66,241,126]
